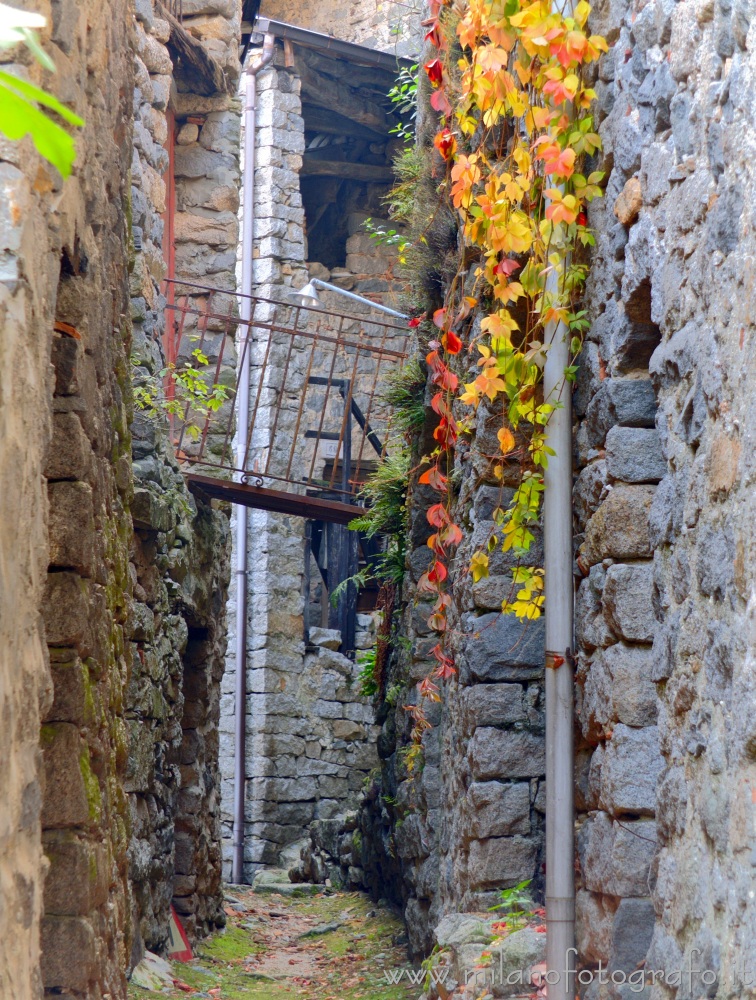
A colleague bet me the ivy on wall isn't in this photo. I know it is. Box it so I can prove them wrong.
[404,0,607,766]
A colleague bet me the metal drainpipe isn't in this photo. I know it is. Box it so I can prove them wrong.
[233,31,276,886]
[542,233,576,991]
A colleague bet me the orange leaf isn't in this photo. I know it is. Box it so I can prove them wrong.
[497,427,515,454]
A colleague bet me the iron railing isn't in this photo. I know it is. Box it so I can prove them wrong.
[164,278,410,501]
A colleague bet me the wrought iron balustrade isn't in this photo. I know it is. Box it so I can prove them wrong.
[163,278,410,519]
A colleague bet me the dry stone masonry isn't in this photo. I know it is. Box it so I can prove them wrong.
[1,0,238,996]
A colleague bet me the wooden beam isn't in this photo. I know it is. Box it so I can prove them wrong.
[301,157,394,183]
[158,2,228,95]
[295,55,390,132]
[301,103,387,141]
[186,473,362,525]
[297,45,397,91]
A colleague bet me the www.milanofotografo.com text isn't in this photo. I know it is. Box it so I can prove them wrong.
[381,949,754,992]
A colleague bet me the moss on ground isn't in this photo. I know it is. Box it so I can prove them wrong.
[127,886,417,1000]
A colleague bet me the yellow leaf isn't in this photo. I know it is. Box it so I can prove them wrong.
[497,427,516,454]
[460,381,482,407]
[470,551,490,583]
[574,0,591,26]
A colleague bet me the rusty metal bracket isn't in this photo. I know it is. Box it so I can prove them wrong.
[545,648,575,670]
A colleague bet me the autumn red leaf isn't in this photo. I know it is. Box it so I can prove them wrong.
[408,315,423,328]
[418,465,448,491]
[427,503,451,528]
[433,417,457,447]
[431,391,452,418]
[434,127,457,159]
[441,522,463,547]
[442,329,463,354]
[425,58,444,86]
[431,365,459,391]
[430,88,453,116]
[434,657,456,680]
[496,258,520,276]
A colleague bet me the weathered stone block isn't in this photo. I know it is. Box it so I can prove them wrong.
[332,719,366,740]
[468,836,537,889]
[42,573,90,650]
[581,485,655,566]
[610,898,655,973]
[614,176,642,225]
[46,659,92,726]
[41,724,94,829]
[469,729,545,781]
[600,725,662,815]
[44,412,92,481]
[579,811,657,896]
[468,782,531,838]
[48,482,95,576]
[51,336,80,396]
[581,644,658,741]
[270,777,317,802]
[463,684,525,727]
[40,915,96,990]
[43,832,107,915]
[462,612,545,683]
[602,563,656,643]
[132,487,177,531]
[606,427,667,483]
[576,889,616,964]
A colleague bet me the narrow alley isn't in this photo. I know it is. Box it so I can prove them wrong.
[1,0,755,997]
[128,882,416,1000]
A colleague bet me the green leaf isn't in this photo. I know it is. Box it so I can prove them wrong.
[0,69,83,125]
[0,78,78,176]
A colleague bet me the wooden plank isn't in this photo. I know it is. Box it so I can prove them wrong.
[301,157,394,183]
[301,103,387,141]
[186,473,362,525]
[295,55,390,131]
[297,46,397,91]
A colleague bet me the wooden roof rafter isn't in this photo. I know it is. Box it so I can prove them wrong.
[156,0,230,95]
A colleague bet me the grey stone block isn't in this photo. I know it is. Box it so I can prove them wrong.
[579,811,657,896]
[602,563,657,643]
[581,644,658,740]
[468,836,538,890]
[462,613,545,683]
[576,889,616,964]
[469,729,545,781]
[610,898,655,974]
[468,782,531,838]
[600,725,663,815]
[606,427,667,483]
[581,485,655,567]
[463,684,525,727]
[435,912,494,947]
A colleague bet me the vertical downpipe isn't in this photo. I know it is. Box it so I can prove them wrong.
[543,228,576,991]
[233,32,276,886]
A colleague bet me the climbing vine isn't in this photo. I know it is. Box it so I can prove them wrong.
[403,0,607,768]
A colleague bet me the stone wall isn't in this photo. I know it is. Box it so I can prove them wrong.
[128,0,241,958]
[1,0,240,996]
[0,0,135,996]
[259,0,421,56]
[576,0,756,988]
[583,0,756,992]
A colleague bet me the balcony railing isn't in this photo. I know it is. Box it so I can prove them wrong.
[163,278,410,521]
